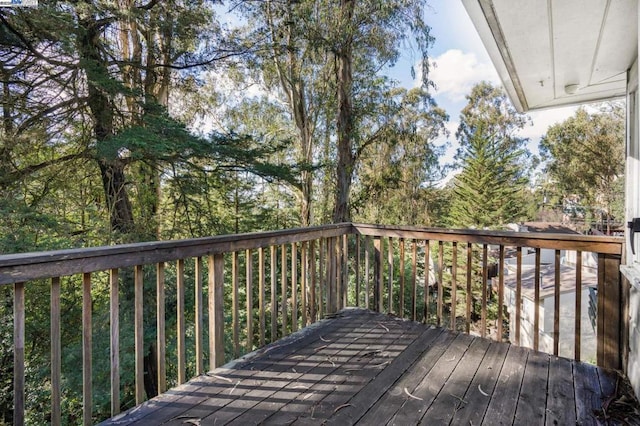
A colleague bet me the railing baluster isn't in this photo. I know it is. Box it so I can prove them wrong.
[365,235,371,310]
[301,241,308,326]
[270,246,277,342]
[554,249,561,356]
[259,247,266,347]
[291,243,298,332]
[209,253,225,369]
[424,241,431,324]
[497,245,505,341]
[246,249,253,352]
[374,237,382,313]
[451,241,458,331]
[342,234,348,308]
[14,282,25,426]
[399,238,405,317]
[481,244,488,338]
[388,237,393,314]
[83,272,93,424]
[437,241,444,327]
[156,263,166,394]
[232,252,240,357]
[195,257,204,375]
[515,247,522,347]
[133,265,145,405]
[534,248,541,351]
[319,238,325,318]
[466,243,472,334]
[110,269,121,414]
[281,244,288,334]
[177,259,186,384]
[412,240,417,321]
[355,235,361,307]
[575,251,582,361]
[310,240,317,323]
[51,277,61,425]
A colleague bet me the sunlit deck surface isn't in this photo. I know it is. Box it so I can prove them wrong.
[101,309,635,425]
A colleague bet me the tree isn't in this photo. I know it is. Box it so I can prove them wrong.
[539,104,625,233]
[449,82,532,228]
[352,87,449,225]
[328,0,435,223]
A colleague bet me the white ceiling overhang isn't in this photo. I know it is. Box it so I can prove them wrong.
[461,0,638,112]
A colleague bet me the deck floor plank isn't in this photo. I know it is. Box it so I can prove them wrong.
[387,332,474,425]
[450,339,510,426]
[419,337,491,425]
[481,345,529,426]
[514,349,550,425]
[545,356,577,426]
[325,326,445,425]
[98,309,639,426]
[574,361,605,426]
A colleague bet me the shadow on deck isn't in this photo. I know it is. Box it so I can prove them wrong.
[100,309,638,425]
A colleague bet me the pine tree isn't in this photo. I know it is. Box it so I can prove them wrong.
[449,82,532,228]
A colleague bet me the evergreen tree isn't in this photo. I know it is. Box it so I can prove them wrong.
[539,103,625,232]
[449,82,532,228]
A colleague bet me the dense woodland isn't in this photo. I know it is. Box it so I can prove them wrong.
[0,0,626,423]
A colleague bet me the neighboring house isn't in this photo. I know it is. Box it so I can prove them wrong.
[503,263,598,362]
[501,222,598,361]
[462,0,640,399]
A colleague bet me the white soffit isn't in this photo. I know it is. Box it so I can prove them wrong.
[461,0,637,112]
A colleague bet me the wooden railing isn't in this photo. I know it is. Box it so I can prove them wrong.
[0,223,626,425]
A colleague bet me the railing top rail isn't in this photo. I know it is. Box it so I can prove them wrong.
[0,223,353,286]
[352,223,624,255]
[0,222,625,286]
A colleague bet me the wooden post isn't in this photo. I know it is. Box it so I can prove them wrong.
[574,251,582,361]
[387,237,393,314]
[195,257,204,375]
[110,269,121,414]
[465,243,472,334]
[553,250,561,356]
[399,238,405,317]
[14,282,24,426]
[177,259,186,384]
[451,242,458,331]
[134,266,144,405]
[209,254,225,369]
[342,234,348,308]
[534,248,541,351]
[156,263,166,394]
[270,246,277,341]
[232,252,240,357]
[51,277,62,425]
[291,243,297,332]
[84,272,94,424]
[259,247,266,346]
[374,237,382,312]
[597,253,622,370]
[246,249,253,351]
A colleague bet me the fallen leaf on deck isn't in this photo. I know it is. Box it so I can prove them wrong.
[478,384,489,396]
[404,387,423,401]
[333,403,353,413]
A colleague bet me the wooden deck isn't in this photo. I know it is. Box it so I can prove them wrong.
[101,309,632,425]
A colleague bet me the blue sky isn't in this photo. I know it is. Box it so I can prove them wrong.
[394,0,577,174]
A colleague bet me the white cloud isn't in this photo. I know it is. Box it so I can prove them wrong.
[519,106,577,140]
[428,49,500,103]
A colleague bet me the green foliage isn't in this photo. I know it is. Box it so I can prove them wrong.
[539,103,625,226]
[449,82,533,228]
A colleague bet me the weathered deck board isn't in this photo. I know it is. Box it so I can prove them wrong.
[100,309,635,426]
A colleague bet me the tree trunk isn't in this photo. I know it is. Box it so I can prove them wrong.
[78,16,136,234]
[332,0,355,224]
